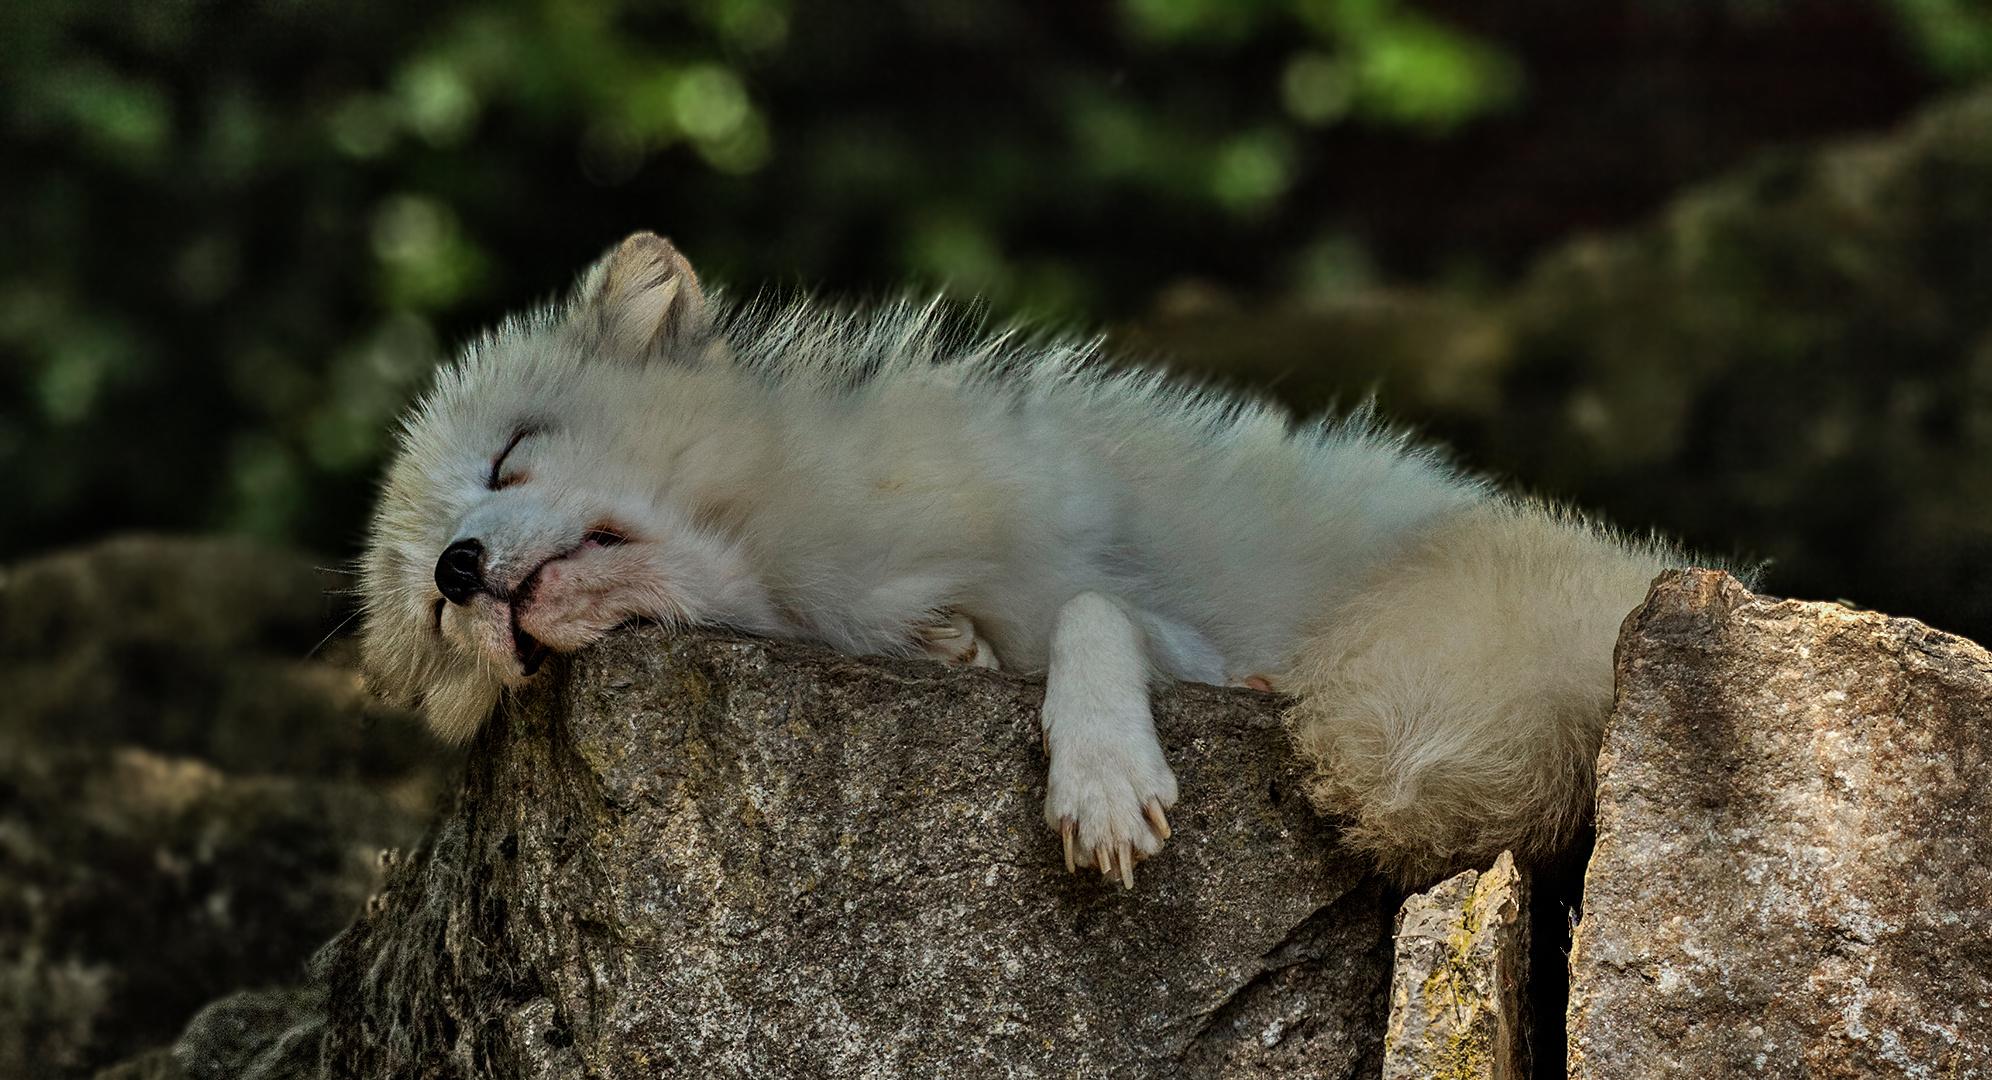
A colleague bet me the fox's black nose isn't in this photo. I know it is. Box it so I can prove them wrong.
[435,539,486,605]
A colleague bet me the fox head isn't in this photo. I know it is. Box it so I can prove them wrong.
[359,233,785,742]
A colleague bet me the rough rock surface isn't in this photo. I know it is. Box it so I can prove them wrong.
[321,625,1399,1078]
[0,536,448,1080]
[1568,569,1992,1077]
[1383,851,1529,1080]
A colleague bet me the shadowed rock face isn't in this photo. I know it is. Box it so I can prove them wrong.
[0,534,436,780]
[0,537,447,1080]
[1569,569,1992,1076]
[322,626,1399,1079]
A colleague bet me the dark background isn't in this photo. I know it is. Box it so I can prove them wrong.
[3,0,1986,625]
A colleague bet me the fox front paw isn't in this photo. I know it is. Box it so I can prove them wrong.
[1043,735,1176,889]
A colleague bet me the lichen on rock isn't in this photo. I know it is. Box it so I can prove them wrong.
[1382,850,1530,1080]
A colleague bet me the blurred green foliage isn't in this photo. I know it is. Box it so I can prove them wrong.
[1889,0,1992,76]
[0,0,1980,560]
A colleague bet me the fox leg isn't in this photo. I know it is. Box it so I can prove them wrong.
[1040,592,1176,888]
[914,610,1001,670]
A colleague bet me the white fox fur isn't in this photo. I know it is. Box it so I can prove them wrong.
[359,232,1683,886]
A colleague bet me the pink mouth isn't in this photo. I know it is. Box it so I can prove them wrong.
[504,525,629,677]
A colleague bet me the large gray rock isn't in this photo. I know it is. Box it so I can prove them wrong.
[1383,851,1529,1080]
[321,626,1399,1078]
[1568,569,1992,1076]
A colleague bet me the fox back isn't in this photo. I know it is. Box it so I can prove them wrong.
[362,235,1475,740]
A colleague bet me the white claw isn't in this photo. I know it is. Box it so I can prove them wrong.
[1038,592,1176,892]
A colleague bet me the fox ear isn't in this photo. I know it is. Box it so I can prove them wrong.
[576,231,712,358]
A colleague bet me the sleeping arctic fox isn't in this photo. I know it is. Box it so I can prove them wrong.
[359,231,1682,885]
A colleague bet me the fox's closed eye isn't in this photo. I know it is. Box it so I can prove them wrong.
[489,429,535,490]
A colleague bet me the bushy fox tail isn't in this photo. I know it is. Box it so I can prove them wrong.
[1283,501,1679,885]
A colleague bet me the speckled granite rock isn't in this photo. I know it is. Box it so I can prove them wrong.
[1568,569,1992,1076]
[1383,851,1529,1080]
[320,625,1399,1078]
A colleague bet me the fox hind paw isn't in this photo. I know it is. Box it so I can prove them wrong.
[916,611,1001,670]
